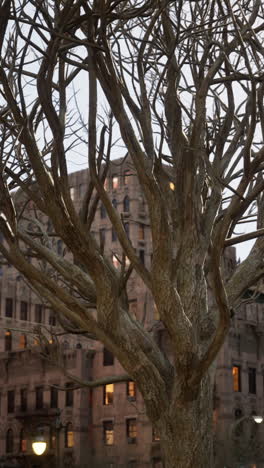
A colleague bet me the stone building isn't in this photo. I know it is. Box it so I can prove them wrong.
[0,157,263,467]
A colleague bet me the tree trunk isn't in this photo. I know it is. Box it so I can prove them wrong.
[158,374,213,468]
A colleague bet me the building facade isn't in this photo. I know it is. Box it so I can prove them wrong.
[0,158,263,467]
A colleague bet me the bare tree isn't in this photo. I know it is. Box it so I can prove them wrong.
[1,0,264,467]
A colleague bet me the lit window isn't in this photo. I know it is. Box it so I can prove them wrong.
[65,423,74,448]
[138,224,144,240]
[5,330,12,351]
[112,175,119,190]
[232,365,241,392]
[19,334,27,349]
[20,429,27,453]
[127,381,136,400]
[103,384,114,405]
[70,187,75,200]
[124,170,131,185]
[127,419,137,444]
[169,182,175,191]
[103,421,114,445]
[112,254,120,269]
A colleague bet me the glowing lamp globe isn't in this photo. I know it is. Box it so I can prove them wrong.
[253,415,263,424]
[32,438,47,456]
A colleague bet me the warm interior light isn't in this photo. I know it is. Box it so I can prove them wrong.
[169,182,175,191]
[253,415,263,424]
[32,440,47,456]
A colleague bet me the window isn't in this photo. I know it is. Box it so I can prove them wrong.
[65,423,74,448]
[112,227,117,242]
[50,427,56,449]
[127,419,137,444]
[127,381,136,401]
[99,228,106,247]
[20,389,27,412]
[112,199,117,209]
[20,301,28,320]
[138,224,144,240]
[103,347,114,366]
[36,386,44,409]
[124,170,131,186]
[49,312,56,326]
[124,222,130,238]
[139,250,145,265]
[152,427,160,441]
[103,384,114,405]
[57,240,63,256]
[6,429,13,453]
[35,304,43,323]
[19,334,27,349]
[249,367,256,394]
[232,365,241,392]
[65,383,74,407]
[7,390,15,413]
[100,204,106,219]
[112,175,119,190]
[5,330,12,351]
[5,298,13,318]
[103,421,114,445]
[50,387,58,409]
[70,187,75,200]
[20,429,27,452]
[123,196,130,212]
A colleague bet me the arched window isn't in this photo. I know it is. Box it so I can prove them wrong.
[112,199,117,209]
[65,423,74,448]
[5,330,12,351]
[123,196,130,212]
[20,428,27,452]
[100,204,106,219]
[6,428,14,453]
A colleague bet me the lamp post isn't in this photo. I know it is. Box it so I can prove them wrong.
[31,415,63,468]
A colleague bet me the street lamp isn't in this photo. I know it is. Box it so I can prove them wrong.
[32,434,47,456]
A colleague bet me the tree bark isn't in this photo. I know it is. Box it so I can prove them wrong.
[157,374,213,468]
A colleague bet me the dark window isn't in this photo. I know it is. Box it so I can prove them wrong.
[127,381,136,401]
[249,367,256,394]
[152,459,163,468]
[7,390,15,413]
[65,383,74,407]
[20,389,27,412]
[103,347,114,366]
[112,227,117,242]
[35,304,43,323]
[103,421,114,445]
[112,199,117,209]
[5,331,12,351]
[152,427,160,441]
[100,204,106,219]
[123,196,130,212]
[124,222,130,238]
[19,429,27,452]
[128,462,137,468]
[99,228,106,248]
[103,384,114,405]
[139,250,145,265]
[50,387,58,409]
[50,427,56,450]
[6,429,14,453]
[49,312,56,326]
[36,386,44,409]
[5,298,13,318]
[20,301,28,321]
[126,419,137,444]
[65,423,74,448]
[57,240,63,256]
